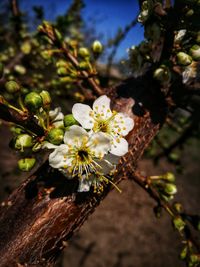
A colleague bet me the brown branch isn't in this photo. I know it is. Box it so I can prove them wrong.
[11,0,20,17]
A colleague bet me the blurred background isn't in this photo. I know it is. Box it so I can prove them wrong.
[0,1,200,267]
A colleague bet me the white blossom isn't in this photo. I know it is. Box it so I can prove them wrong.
[72,95,134,156]
[47,125,114,181]
[49,107,64,127]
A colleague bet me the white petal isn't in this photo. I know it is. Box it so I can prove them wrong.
[110,138,129,156]
[42,142,58,150]
[113,113,134,136]
[92,95,112,119]
[88,132,111,157]
[49,107,64,128]
[95,158,115,175]
[49,144,70,169]
[72,103,94,129]
[78,178,92,192]
[64,125,89,147]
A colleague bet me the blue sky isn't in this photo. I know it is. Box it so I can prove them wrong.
[20,0,144,60]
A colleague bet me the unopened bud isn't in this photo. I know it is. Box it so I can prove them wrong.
[92,40,103,54]
[78,47,90,58]
[40,90,51,109]
[47,128,64,145]
[21,41,32,54]
[5,80,21,93]
[15,134,33,151]
[180,246,188,260]
[196,31,200,43]
[173,217,185,232]
[189,44,200,61]
[24,92,43,111]
[14,65,26,75]
[177,52,192,66]
[186,9,194,17]
[189,254,200,265]
[32,142,42,152]
[164,183,177,195]
[57,67,68,76]
[153,66,171,83]
[79,61,90,70]
[64,114,78,128]
[162,172,175,182]
[18,158,36,171]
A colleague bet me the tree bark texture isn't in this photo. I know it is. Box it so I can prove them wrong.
[0,74,168,266]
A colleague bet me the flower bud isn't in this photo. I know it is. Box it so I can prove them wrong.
[78,47,90,58]
[189,44,200,61]
[5,80,21,93]
[189,254,200,265]
[196,31,200,43]
[24,92,43,111]
[64,114,78,127]
[164,183,177,195]
[153,66,171,83]
[21,41,32,54]
[40,90,51,109]
[14,65,26,75]
[0,63,4,78]
[57,67,68,76]
[15,134,33,151]
[47,128,64,145]
[180,246,188,260]
[18,158,36,171]
[92,40,103,54]
[32,142,42,152]
[186,9,194,17]
[162,172,175,182]
[79,61,90,70]
[173,217,185,232]
[177,52,192,66]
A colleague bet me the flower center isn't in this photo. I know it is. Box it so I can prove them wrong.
[77,149,89,162]
[93,120,110,133]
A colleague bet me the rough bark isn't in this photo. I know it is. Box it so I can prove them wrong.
[0,73,167,267]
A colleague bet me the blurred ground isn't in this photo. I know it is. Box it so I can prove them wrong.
[0,125,199,267]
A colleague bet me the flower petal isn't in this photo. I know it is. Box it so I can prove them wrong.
[64,125,89,147]
[72,103,94,129]
[49,144,70,169]
[113,113,134,136]
[93,95,112,119]
[88,132,111,157]
[95,158,115,175]
[78,178,92,192]
[110,137,129,156]
[42,142,58,150]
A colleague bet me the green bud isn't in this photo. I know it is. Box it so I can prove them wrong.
[0,63,4,78]
[5,80,21,93]
[78,47,90,58]
[15,134,33,151]
[173,217,186,232]
[173,202,183,213]
[54,29,63,42]
[164,183,177,195]
[47,128,64,145]
[18,158,36,171]
[177,52,192,66]
[162,172,175,182]
[153,66,171,83]
[24,92,43,111]
[56,60,68,68]
[21,41,31,54]
[14,65,26,75]
[189,254,200,264]
[180,246,188,260]
[169,152,179,161]
[57,67,68,76]
[189,44,200,61]
[64,114,78,127]
[186,9,194,17]
[92,40,103,54]
[79,61,90,70]
[40,90,51,109]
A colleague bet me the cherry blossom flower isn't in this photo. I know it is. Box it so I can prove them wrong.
[46,125,114,180]
[72,95,134,156]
